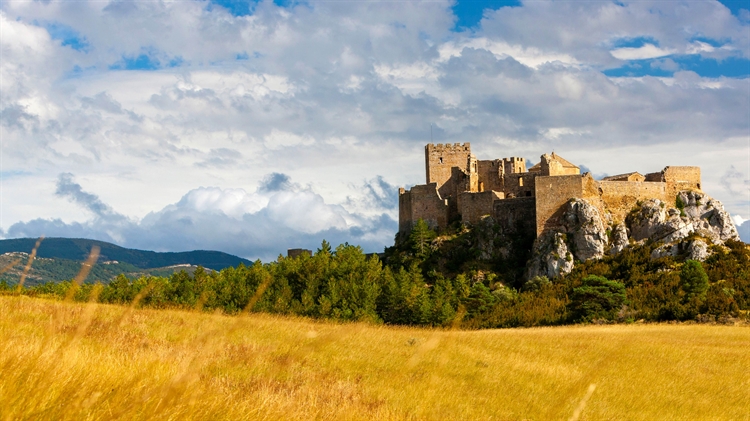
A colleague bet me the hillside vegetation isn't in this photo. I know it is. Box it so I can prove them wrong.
[1,295,748,421]
[0,252,207,286]
[0,237,252,271]
[5,218,749,328]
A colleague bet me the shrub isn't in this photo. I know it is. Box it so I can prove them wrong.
[569,275,628,322]
[680,260,708,302]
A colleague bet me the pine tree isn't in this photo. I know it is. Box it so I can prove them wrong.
[409,218,435,259]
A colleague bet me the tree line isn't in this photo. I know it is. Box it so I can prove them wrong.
[2,220,748,327]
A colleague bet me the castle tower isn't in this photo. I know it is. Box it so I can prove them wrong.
[425,143,473,188]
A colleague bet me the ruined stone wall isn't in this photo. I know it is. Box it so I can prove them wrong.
[644,172,663,182]
[458,191,504,225]
[503,173,537,198]
[494,197,537,239]
[468,156,479,193]
[534,175,584,236]
[477,160,503,192]
[398,184,448,233]
[502,157,526,175]
[603,172,645,182]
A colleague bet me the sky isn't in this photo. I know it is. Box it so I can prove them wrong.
[1,0,749,261]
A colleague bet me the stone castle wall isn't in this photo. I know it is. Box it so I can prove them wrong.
[595,180,669,223]
[663,166,701,197]
[398,184,448,232]
[425,143,472,199]
[534,175,584,236]
[494,197,536,238]
[476,160,503,192]
[458,191,505,225]
[503,172,537,198]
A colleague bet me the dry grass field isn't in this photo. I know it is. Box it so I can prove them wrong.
[1,295,748,421]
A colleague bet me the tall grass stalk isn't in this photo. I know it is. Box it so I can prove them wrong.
[1,295,748,420]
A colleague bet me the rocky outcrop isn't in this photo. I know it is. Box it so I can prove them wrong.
[650,238,711,261]
[609,223,629,255]
[527,199,608,279]
[525,191,738,279]
[627,192,739,245]
[677,191,739,243]
[627,199,693,243]
[526,232,574,279]
[562,199,608,261]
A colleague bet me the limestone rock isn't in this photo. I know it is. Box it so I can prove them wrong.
[677,191,740,243]
[526,232,574,279]
[649,238,712,261]
[687,238,710,261]
[562,199,607,261]
[625,193,739,245]
[650,243,679,259]
[627,199,692,242]
[609,223,629,255]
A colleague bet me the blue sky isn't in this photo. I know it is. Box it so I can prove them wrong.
[1,0,748,258]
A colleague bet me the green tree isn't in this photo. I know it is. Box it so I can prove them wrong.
[409,218,436,259]
[569,275,628,322]
[680,260,709,302]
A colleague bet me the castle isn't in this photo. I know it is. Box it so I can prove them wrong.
[398,143,701,239]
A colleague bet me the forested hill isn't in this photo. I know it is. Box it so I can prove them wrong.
[0,238,252,271]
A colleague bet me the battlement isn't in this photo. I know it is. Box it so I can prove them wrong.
[426,142,471,152]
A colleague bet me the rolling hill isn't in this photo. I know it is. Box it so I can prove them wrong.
[0,237,253,286]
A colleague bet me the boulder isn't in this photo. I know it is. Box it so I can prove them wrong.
[626,192,738,246]
[628,199,668,241]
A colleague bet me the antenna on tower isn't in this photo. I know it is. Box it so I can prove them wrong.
[430,123,433,143]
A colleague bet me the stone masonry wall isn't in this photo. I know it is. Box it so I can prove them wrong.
[534,175,584,236]
[595,181,668,223]
[425,143,472,188]
[504,173,537,198]
[458,191,504,225]
[663,166,702,197]
[399,183,448,232]
[476,160,503,192]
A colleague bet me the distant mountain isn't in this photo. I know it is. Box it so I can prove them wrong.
[0,253,209,287]
[0,238,253,271]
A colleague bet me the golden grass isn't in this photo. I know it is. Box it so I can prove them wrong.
[1,296,748,421]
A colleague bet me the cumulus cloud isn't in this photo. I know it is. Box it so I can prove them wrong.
[720,165,750,196]
[1,0,749,254]
[6,173,397,260]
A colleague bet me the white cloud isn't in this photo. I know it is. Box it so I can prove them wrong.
[438,39,580,68]
[1,0,749,255]
[5,173,397,260]
[610,44,675,60]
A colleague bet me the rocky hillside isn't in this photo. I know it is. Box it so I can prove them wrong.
[526,191,740,279]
